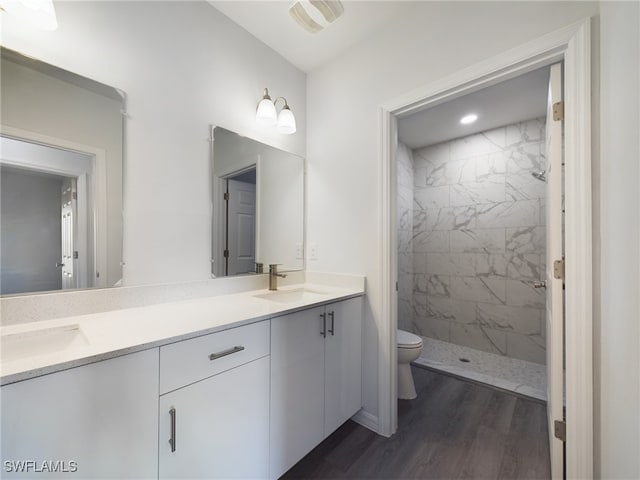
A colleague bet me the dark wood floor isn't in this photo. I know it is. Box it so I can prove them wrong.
[282,366,551,480]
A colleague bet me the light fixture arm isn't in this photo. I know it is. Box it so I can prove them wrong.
[273,97,291,110]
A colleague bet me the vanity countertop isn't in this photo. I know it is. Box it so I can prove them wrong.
[0,281,365,386]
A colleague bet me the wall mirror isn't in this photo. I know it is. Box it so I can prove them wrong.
[0,47,124,296]
[211,127,304,277]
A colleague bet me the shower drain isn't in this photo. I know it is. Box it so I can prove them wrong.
[459,358,471,363]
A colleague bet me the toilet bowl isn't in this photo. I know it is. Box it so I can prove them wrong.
[397,329,423,400]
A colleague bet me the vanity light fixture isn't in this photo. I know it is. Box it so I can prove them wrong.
[256,88,297,135]
[0,0,58,30]
[460,113,478,125]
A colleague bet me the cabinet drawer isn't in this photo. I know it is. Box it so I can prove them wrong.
[160,320,269,394]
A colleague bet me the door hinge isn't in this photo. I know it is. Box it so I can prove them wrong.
[72,192,77,200]
[223,192,229,201]
[73,251,79,259]
[395,281,398,292]
[554,420,566,442]
[553,259,565,280]
[223,249,229,258]
[553,101,564,121]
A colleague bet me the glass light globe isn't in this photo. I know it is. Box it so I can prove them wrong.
[277,106,296,134]
[256,98,277,126]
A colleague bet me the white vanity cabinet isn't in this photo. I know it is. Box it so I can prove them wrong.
[158,320,270,479]
[0,349,159,479]
[269,297,363,479]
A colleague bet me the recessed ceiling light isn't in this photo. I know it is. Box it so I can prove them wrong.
[460,114,478,125]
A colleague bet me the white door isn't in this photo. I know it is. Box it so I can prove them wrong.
[227,179,256,275]
[1,350,159,479]
[545,62,564,479]
[159,357,269,479]
[324,298,363,437]
[270,307,326,479]
[60,177,77,289]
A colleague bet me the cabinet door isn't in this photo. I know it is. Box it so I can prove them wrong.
[159,356,269,479]
[1,349,159,479]
[324,297,363,437]
[270,306,326,479]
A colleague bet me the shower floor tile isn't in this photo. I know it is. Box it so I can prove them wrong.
[414,336,547,401]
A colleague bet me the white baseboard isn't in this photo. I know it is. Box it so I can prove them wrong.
[351,409,380,435]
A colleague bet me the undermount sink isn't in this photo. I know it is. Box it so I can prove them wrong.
[254,288,328,304]
[1,324,88,363]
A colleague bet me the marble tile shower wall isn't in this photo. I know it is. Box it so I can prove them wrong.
[411,118,547,364]
[397,143,414,332]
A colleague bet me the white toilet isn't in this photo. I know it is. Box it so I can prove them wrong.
[397,329,424,400]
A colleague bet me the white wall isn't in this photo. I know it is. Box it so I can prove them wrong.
[257,149,304,271]
[306,1,598,428]
[0,1,306,286]
[597,2,640,478]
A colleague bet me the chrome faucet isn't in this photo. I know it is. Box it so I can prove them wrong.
[269,264,287,291]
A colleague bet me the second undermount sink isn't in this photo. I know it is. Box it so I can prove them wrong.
[254,288,329,304]
[1,324,88,363]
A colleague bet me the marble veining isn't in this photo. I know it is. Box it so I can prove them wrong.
[399,118,548,365]
[397,143,415,332]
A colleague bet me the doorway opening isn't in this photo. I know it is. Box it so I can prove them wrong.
[377,18,592,479]
[394,62,565,475]
[0,136,95,295]
[223,167,257,276]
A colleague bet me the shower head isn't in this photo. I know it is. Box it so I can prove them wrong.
[531,171,546,182]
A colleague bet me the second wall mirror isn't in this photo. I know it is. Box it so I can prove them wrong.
[211,127,304,277]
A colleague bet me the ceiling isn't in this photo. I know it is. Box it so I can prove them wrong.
[208,1,551,149]
[398,66,551,149]
[208,1,417,72]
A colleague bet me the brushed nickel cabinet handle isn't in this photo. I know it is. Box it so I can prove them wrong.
[328,311,335,336]
[208,345,245,361]
[320,312,326,337]
[169,407,176,453]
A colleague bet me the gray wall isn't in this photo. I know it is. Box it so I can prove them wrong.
[1,167,62,294]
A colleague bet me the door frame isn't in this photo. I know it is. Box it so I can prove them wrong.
[0,126,107,289]
[377,18,592,478]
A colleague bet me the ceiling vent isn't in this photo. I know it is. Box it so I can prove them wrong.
[289,0,344,34]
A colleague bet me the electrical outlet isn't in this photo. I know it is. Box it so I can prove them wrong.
[295,243,303,260]
[310,243,318,260]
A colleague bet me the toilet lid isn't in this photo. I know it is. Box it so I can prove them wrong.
[397,329,423,347]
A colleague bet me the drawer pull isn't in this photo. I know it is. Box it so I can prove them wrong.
[208,345,245,361]
[320,313,327,337]
[169,407,176,453]
[328,311,335,336]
